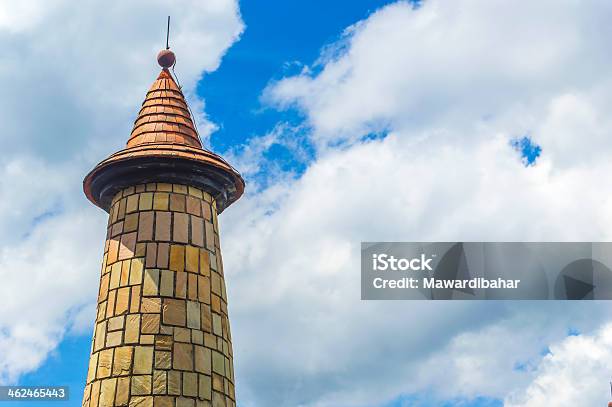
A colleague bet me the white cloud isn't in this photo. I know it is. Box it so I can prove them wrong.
[0,0,243,383]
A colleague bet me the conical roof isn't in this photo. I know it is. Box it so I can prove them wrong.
[83,51,244,213]
[127,69,201,148]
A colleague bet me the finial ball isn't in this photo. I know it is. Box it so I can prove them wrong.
[157,49,176,68]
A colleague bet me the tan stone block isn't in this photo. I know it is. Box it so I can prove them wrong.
[152,370,167,395]
[201,306,212,334]
[97,301,107,323]
[186,196,201,216]
[141,314,160,334]
[125,314,141,344]
[212,374,223,392]
[169,245,185,272]
[129,396,153,407]
[110,262,122,289]
[168,370,182,395]
[202,201,212,220]
[200,250,210,277]
[130,258,144,285]
[94,322,107,351]
[112,346,133,376]
[173,212,189,243]
[211,273,221,296]
[124,212,139,233]
[199,374,212,400]
[106,330,122,347]
[154,396,173,407]
[139,192,154,211]
[140,334,155,345]
[136,242,146,257]
[86,352,98,383]
[173,343,193,370]
[138,211,154,241]
[97,348,113,378]
[155,335,173,351]
[119,232,137,260]
[211,351,225,376]
[120,260,131,286]
[192,329,203,345]
[188,273,198,301]
[174,327,191,343]
[205,222,215,251]
[90,380,101,407]
[163,299,186,326]
[160,269,174,297]
[185,245,199,273]
[133,346,153,374]
[155,351,172,369]
[177,397,195,407]
[143,269,160,296]
[198,276,211,304]
[211,295,221,314]
[196,400,213,407]
[176,271,187,299]
[99,273,110,303]
[187,301,201,329]
[130,286,141,313]
[99,377,116,407]
[183,371,198,397]
[170,193,186,212]
[131,375,152,396]
[145,243,157,268]
[188,186,203,198]
[108,238,120,264]
[115,286,130,315]
[191,216,204,247]
[116,376,130,406]
[155,212,171,241]
[153,192,169,210]
[157,243,170,268]
[212,314,223,337]
[141,297,161,313]
[194,346,211,375]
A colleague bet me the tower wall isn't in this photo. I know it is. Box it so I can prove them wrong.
[82,182,235,407]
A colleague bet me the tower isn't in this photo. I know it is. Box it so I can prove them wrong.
[81,48,244,407]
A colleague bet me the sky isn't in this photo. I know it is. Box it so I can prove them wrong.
[3,0,612,406]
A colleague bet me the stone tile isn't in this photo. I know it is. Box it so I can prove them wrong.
[126,194,139,213]
[90,381,101,407]
[108,239,120,263]
[86,352,98,383]
[112,346,133,376]
[187,301,201,329]
[130,258,144,285]
[157,243,170,268]
[173,213,189,243]
[199,250,210,277]
[153,193,169,210]
[186,196,201,216]
[120,260,131,286]
[140,335,155,345]
[119,232,137,260]
[155,212,171,241]
[99,377,116,407]
[158,183,172,192]
[173,342,193,370]
[97,348,113,378]
[191,216,204,247]
[170,193,186,212]
[141,314,160,334]
[154,396,173,407]
[155,351,172,369]
[194,345,211,375]
[168,370,182,395]
[212,374,223,392]
[155,335,173,351]
[98,273,110,303]
[201,305,212,333]
[188,274,198,301]
[130,286,141,313]
[188,186,203,199]
[185,245,199,273]
[129,396,153,407]
[160,269,174,297]
[211,273,222,296]
[183,371,198,397]
[145,243,157,268]
[169,245,185,272]
[174,327,191,343]
[131,375,152,395]
[124,212,139,233]
[143,269,160,296]
[177,397,195,407]
[110,263,121,290]
[205,222,215,251]
[141,297,161,313]
[212,314,223,337]
[94,322,107,351]
[152,370,167,395]
[136,243,146,257]
[106,330,122,347]
[162,299,186,326]
[198,276,211,304]
[212,350,225,375]
[199,374,212,400]
[139,193,154,211]
[202,201,212,221]
[212,392,225,407]
[115,287,130,315]
[133,346,154,374]
[138,212,154,241]
[176,272,187,299]
[115,377,130,406]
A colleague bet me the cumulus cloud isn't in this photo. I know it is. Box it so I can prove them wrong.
[0,0,243,382]
[216,0,612,405]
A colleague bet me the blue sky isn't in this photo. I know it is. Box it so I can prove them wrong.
[4,0,612,406]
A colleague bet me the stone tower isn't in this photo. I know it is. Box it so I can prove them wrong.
[81,48,244,407]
